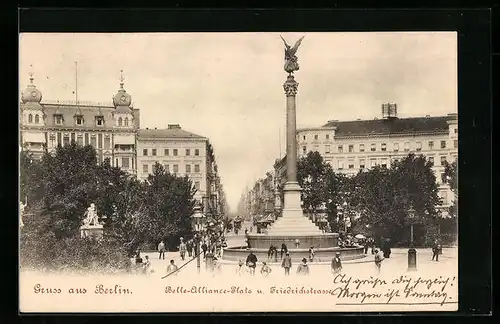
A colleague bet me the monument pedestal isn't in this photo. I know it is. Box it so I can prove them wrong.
[80,224,104,239]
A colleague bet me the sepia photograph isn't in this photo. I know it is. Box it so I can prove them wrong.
[19,32,458,313]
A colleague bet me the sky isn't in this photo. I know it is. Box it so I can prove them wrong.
[19,32,457,212]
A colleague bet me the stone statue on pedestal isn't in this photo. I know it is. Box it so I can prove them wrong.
[82,203,100,226]
[280,35,305,74]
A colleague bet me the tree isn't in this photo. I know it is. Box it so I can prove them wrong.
[443,160,458,217]
[297,151,332,215]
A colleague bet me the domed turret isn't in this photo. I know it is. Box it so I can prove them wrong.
[21,69,42,104]
[113,70,132,109]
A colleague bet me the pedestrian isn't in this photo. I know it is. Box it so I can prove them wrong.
[158,241,166,260]
[281,251,292,276]
[374,248,384,274]
[135,249,143,265]
[432,241,440,261]
[364,240,369,254]
[280,243,288,259]
[268,245,274,260]
[186,240,193,258]
[294,238,300,248]
[246,251,258,275]
[166,259,178,276]
[201,242,208,258]
[308,246,315,262]
[236,260,247,276]
[331,252,342,274]
[296,258,310,276]
[179,239,187,261]
[260,261,272,277]
[142,255,152,276]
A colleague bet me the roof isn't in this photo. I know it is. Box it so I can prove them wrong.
[322,116,455,136]
[138,128,207,140]
[21,102,140,129]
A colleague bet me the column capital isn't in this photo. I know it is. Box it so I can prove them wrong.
[283,75,299,96]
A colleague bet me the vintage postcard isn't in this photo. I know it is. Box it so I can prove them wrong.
[19,32,458,313]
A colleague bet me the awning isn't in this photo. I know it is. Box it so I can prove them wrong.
[22,132,45,143]
[113,134,135,145]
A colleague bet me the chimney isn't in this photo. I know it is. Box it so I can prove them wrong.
[168,124,181,129]
[382,103,398,119]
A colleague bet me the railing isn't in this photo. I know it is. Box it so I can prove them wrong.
[41,99,113,107]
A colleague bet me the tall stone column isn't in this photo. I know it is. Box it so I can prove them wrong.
[281,74,303,218]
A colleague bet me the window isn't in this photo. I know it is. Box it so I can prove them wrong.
[441,140,446,149]
[164,149,169,156]
[416,142,422,151]
[441,172,447,184]
[49,134,55,147]
[84,133,89,146]
[393,143,399,151]
[404,142,410,151]
[338,160,344,170]
[90,135,96,148]
[381,159,388,168]
[314,135,318,140]
[370,159,377,167]
[122,158,130,169]
[104,136,110,149]
[115,159,119,167]
[338,145,343,153]
[359,159,365,169]
[55,115,63,125]
[348,145,354,153]
[142,164,148,173]
[381,143,387,151]
[195,181,200,190]
[195,149,200,156]
[71,133,76,143]
[303,135,306,140]
[76,116,83,125]
[194,164,200,173]
[186,164,191,173]
[165,164,170,172]
[325,145,330,153]
[454,128,458,134]
[152,149,157,156]
[143,149,148,156]
[440,191,448,205]
[454,140,458,149]
[186,149,191,156]
[348,162,355,169]
[57,132,62,146]
[132,159,134,170]
[124,118,129,127]
[35,114,40,124]
[428,141,434,149]
[371,143,376,152]
[96,117,103,126]
[428,156,434,166]
[28,114,33,123]
[173,149,178,156]
[326,134,329,140]
[63,135,70,146]
[118,117,123,127]
[302,146,307,154]
[173,164,179,173]
[76,135,83,146]
[440,156,447,166]
[98,134,103,149]
[359,144,365,152]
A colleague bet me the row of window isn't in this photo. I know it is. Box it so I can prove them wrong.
[303,140,458,155]
[302,128,458,141]
[26,113,42,124]
[48,132,112,149]
[143,148,200,157]
[142,163,201,174]
[333,155,449,170]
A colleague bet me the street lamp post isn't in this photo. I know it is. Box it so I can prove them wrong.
[191,205,206,274]
[407,205,417,271]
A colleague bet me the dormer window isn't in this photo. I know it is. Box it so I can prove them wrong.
[95,116,104,126]
[28,114,33,123]
[76,116,84,125]
[34,114,40,124]
[118,117,123,127]
[54,115,63,125]
[124,117,129,127]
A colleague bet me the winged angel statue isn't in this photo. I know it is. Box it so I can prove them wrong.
[280,35,305,74]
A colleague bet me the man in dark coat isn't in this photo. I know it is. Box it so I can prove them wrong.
[281,251,292,275]
[246,252,258,275]
[280,243,288,259]
[432,241,440,261]
[331,252,342,274]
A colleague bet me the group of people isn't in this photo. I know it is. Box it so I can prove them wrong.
[236,251,312,276]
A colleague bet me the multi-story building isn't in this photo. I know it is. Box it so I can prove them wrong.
[274,103,458,216]
[136,125,220,204]
[19,70,224,208]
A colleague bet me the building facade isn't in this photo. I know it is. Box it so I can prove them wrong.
[20,72,223,208]
[274,103,458,216]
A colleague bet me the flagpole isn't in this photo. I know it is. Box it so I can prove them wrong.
[75,61,78,105]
